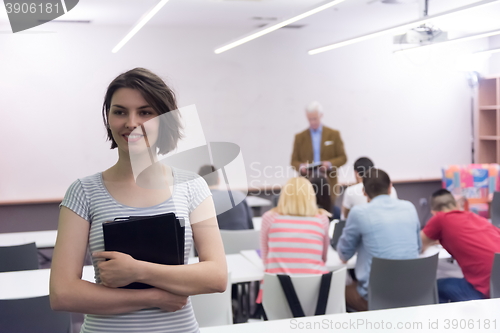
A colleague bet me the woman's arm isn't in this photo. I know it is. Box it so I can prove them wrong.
[260,211,273,267]
[321,215,330,263]
[95,196,228,296]
[50,207,188,314]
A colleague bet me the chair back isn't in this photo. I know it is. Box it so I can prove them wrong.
[219,229,260,254]
[330,220,346,250]
[262,267,346,320]
[491,253,500,298]
[368,253,438,310]
[0,295,71,333]
[0,242,39,272]
[191,272,232,327]
[491,192,500,228]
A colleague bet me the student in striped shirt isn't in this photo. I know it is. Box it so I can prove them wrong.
[50,68,227,333]
[257,177,330,303]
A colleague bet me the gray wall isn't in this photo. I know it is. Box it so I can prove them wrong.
[393,181,442,227]
[0,202,60,233]
[0,181,441,233]
[251,180,442,228]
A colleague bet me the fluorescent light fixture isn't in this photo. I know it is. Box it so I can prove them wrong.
[214,0,347,54]
[472,47,500,56]
[393,28,500,54]
[308,0,500,55]
[112,0,169,53]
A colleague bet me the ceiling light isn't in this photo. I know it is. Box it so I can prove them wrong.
[214,0,347,54]
[112,0,169,53]
[393,28,500,54]
[472,47,500,56]
[309,0,500,55]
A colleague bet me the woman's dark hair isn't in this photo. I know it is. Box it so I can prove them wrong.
[102,68,183,155]
[308,176,332,213]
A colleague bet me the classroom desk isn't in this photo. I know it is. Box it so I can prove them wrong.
[240,246,357,274]
[252,217,262,231]
[200,298,500,333]
[188,254,264,284]
[0,230,57,248]
[0,254,263,300]
[246,196,272,208]
[0,265,94,300]
[240,244,461,280]
[421,245,463,279]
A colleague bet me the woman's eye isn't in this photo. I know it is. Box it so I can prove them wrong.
[112,110,125,115]
[141,111,155,116]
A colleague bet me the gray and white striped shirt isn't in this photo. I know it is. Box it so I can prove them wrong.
[61,167,211,333]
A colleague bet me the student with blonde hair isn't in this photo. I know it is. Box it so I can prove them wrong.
[256,177,330,303]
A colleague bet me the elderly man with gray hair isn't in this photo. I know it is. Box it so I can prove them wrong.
[291,101,347,204]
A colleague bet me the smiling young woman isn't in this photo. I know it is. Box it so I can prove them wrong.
[49,68,227,333]
[107,88,160,153]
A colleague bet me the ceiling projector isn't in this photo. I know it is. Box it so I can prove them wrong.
[394,25,448,44]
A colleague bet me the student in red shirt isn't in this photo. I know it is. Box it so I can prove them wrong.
[421,189,500,302]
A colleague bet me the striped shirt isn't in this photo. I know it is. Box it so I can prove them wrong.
[60,168,211,333]
[260,212,329,275]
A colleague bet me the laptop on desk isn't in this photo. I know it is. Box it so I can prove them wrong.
[330,220,346,251]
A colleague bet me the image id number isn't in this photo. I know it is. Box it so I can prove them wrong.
[5,2,60,14]
[444,319,497,330]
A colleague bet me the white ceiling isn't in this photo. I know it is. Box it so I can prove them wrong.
[1,0,500,43]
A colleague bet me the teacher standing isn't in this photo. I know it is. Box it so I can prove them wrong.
[291,101,347,204]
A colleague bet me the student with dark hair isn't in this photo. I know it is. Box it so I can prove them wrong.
[50,68,227,333]
[342,157,397,219]
[198,164,253,230]
[309,176,340,220]
[337,168,421,311]
[421,189,500,303]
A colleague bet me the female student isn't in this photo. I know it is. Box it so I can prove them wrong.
[50,68,227,333]
[257,177,330,303]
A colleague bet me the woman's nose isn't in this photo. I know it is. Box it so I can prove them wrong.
[126,113,140,129]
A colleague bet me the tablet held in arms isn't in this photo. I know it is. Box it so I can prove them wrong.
[102,212,185,289]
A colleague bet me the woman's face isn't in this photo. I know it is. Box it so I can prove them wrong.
[108,88,160,156]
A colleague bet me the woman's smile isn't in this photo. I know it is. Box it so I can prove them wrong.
[122,132,144,143]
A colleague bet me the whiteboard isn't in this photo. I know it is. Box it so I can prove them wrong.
[0,25,482,203]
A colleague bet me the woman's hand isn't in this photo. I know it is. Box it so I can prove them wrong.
[93,251,141,288]
[149,288,188,312]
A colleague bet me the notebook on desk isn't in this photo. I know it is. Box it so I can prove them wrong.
[102,212,185,289]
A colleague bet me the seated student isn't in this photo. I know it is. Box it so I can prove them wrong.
[337,168,421,311]
[261,177,330,272]
[342,157,398,219]
[309,176,340,221]
[421,189,500,302]
[198,165,253,230]
[256,177,330,304]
